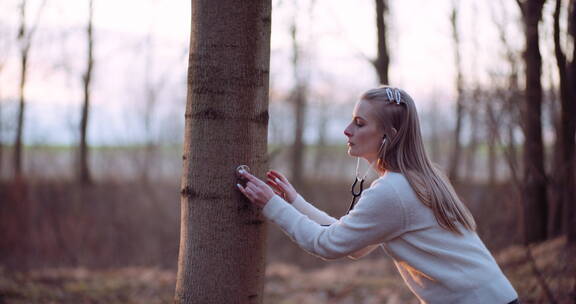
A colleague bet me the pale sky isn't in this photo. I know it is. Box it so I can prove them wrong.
[0,0,536,146]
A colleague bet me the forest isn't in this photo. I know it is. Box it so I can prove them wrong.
[0,0,575,303]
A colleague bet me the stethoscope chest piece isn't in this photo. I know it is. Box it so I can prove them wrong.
[235,165,251,178]
[235,165,251,186]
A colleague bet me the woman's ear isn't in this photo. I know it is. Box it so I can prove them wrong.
[383,127,397,142]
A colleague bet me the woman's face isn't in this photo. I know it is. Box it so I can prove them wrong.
[343,99,384,163]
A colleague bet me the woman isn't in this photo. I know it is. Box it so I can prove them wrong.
[237,86,519,304]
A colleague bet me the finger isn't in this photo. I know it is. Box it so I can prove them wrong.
[244,186,257,198]
[273,177,286,188]
[237,183,249,197]
[266,178,280,189]
[247,181,265,195]
[265,180,284,196]
[267,170,282,180]
[269,170,289,183]
[246,181,256,190]
[241,170,267,186]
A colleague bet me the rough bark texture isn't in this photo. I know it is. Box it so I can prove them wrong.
[518,0,548,244]
[448,1,464,182]
[79,0,94,185]
[174,1,271,303]
[373,0,389,84]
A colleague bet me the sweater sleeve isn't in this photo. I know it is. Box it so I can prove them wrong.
[262,179,406,260]
[291,194,337,226]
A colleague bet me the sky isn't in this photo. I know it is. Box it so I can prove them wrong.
[0,0,537,146]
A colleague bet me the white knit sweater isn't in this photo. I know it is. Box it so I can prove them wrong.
[262,172,518,304]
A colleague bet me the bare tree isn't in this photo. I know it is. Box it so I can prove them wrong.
[174,0,271,302]
[0,28,8,176]
[13,0,46,180]
[373,0,390,84]
[14,0,29,180]
[448,0,465,182]
[78,0,94,185]
[491,0,523,189]
[464,90,480,182]
[516,0,548,244]
[313,96,329,175]
[138,34,160,183]
[289,18,306,188]
[552,0,576,243]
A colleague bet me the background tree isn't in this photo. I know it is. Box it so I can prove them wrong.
[516,0,548,244]
[448,0,465,182]
[174,0,271,302]
[289,18,306,188]
[14,0,29,180]
[552,0,576,243]
[0,27,8,176]
[78,0,94,185]
[13,0,46,180]
[373,0,390,84]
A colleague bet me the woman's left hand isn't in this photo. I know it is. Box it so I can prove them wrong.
[236,169,275,208]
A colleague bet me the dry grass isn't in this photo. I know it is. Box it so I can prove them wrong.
[1,237,574,303]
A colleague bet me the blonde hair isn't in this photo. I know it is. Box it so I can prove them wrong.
[362,86,476,234]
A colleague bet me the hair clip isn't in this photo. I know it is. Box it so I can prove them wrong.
[394,89,402,104]
[385,88,394,102]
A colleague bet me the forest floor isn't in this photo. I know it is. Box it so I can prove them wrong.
[0,236,574,304]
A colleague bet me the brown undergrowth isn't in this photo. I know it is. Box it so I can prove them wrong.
[1,236,574,303]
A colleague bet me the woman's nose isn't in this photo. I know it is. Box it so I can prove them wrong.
[343,125,352,137]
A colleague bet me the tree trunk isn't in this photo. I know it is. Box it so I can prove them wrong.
[0,60,4,176]
[174,0,271,303]
[14,0,28,180]
[140,34,157,184]
[549,0,565,237]
[448,1,464,183]
[79,0,94,185]
[518,0,548,244]
[373,0,389,84]
[0,86,3,176]
[313,99,328,176]
[560,0,576,243]
[290,22,305,188]
[464,110,479,181]
[485,97,498,188]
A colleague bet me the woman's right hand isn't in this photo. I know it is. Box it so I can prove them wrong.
[266,170,297,204]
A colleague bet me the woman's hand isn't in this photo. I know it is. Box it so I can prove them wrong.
[266,170,297,204]
[236,169,275,208]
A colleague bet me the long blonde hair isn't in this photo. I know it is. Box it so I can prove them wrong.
[362,86,476,234]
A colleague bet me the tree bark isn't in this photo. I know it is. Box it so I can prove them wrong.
[373,0,389,84]
[518,0,548,244]
[79,0,94,185]
[174,0,271,303]
[448,1,465,182]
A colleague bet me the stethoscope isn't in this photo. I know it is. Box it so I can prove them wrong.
[347,137,387,213]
